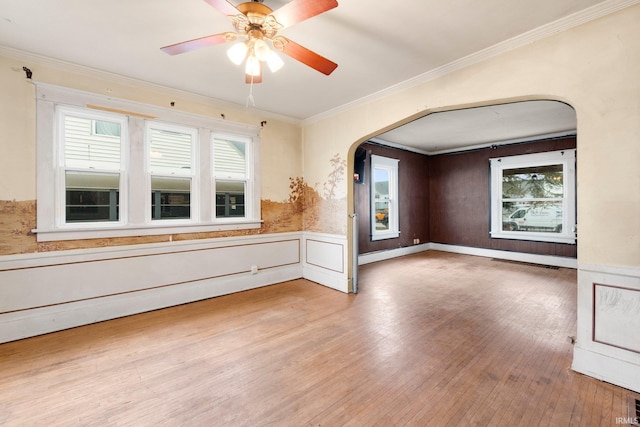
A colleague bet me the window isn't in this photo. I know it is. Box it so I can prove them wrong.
[93,120,121,137]
[35,83,261,241]
[213,135,250,219]
[57,107,127,225]
[147,123,197,221]
[490,149,576,244]
[371,154,399,240]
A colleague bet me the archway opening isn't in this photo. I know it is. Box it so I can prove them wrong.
[349,99,577,291]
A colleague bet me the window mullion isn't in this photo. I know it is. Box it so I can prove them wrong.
[128,117,146,225]
[199,128,212,222]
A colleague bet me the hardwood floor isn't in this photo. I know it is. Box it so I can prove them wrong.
[0,251,636,426]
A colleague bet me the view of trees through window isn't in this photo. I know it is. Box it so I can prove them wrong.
[373,168,390,231]
[490,149,575,244]
[501,164,564,233]
[370,154,399,241]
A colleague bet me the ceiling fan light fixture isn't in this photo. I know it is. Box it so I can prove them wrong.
[245,54,261,76]
[266,50,284,73]
[162,0,339,83]
[227,42,248,65]
[253,38,271,62]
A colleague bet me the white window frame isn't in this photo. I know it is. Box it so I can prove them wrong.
[212,132,254,222]
[371,154,400,241]
[145,121,199,224]
[55,106,128,228]
[489,149,576,244]
[34,82,261,242]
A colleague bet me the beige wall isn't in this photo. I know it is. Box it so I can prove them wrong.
[303,5,640,269]
[0,52,304,254]
[0,53,302,203]
[1,5,639,265]
[0,56,36,200]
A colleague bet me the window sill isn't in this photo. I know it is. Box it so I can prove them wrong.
[33,220,263,242]
[371,231,400,241]
[490,231,576,244]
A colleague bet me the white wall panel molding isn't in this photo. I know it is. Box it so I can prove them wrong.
[0,264,299,344]
[0,232,303,343]
[302,232,349,293]
[0,232,299,270]
[573,264,640,394]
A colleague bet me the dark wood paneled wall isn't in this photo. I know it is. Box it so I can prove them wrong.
[429,137,577,257]
[355,143,430,254]
[355,137,577,258]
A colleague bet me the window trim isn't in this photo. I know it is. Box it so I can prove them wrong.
[212,132,254,221]
[370,154,400,241]
[489,149,576,244]
[56,106,129,228]
[34,82,262,242]
[145,121,199,223]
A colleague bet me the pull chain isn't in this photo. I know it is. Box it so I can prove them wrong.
[246,77,256,107]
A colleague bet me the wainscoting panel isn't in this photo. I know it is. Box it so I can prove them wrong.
[0,233,303,343]
[302,233,349,293]
[573,263,640,394]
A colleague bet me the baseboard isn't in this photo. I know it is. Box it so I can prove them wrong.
[572,346,640,394]
[358,243,431,265]
[359,242,577,269]
[303,266,349,293]
[430,243,578,268]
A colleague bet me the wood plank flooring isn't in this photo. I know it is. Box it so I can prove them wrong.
[0,251,637,426]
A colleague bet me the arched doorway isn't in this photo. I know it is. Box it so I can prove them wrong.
[349,99,577,291]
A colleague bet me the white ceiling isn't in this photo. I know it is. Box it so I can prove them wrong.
[374,100,577,154]
[0,0,620,150]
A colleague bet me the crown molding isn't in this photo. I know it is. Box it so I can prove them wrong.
[370,130,577,156]
[302,0,640,126]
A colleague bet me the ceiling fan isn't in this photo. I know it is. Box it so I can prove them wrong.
[161,0,338,83]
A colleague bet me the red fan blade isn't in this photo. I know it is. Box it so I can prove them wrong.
[161,33,232,55]
[202,0,242,16]
[277,37,337,75]
[270,0,338,29]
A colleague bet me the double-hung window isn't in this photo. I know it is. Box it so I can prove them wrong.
[147,122,197,221]
[35,83,261,242]
[57,107,127,225]
[489,149,576,244]
[371,154,400,241]
[213,134,251,219]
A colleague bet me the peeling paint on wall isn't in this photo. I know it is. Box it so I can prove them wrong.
[0,154,347,255]
[0,200,37,255]
[296,153,347,235]
[0,199,303,256]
